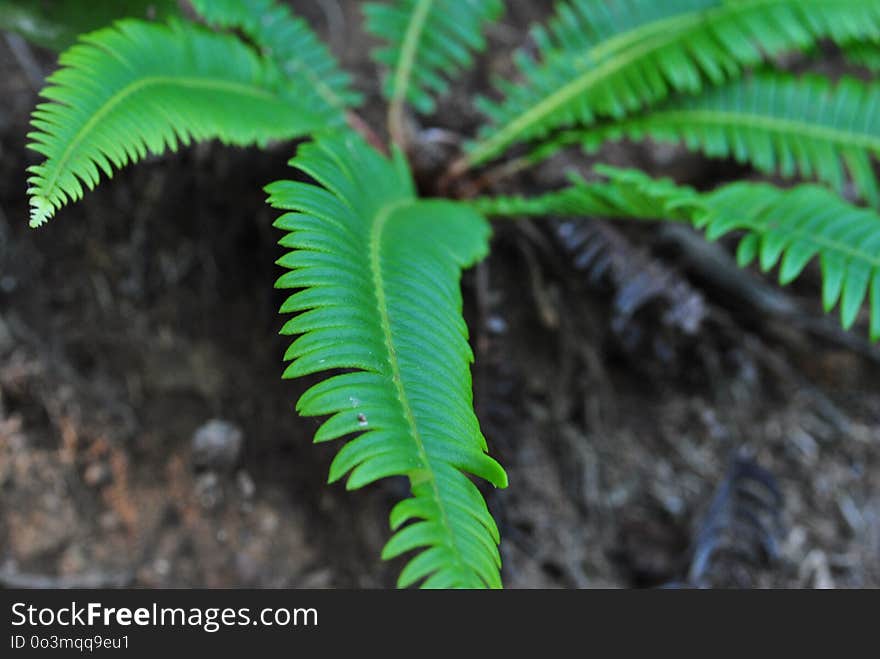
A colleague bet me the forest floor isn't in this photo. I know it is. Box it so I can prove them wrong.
[1,2,878,589]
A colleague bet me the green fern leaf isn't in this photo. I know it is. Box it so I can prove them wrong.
[471,166,701,222]
[699,182,880,337]
[467,0,880,167]
[189,0,360,122]
[27,19,325,227]
[266,133,508,589]
[844,42,880,71]
[365,0,504,114]
[474,166,880,340]
[533,73,880,206]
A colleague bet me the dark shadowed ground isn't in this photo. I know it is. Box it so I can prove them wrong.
[0,1,878,589]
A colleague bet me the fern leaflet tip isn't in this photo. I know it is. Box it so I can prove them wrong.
[28,196,54,228]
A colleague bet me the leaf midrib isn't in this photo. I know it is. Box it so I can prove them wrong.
[390,0,434,105]
[369,197,466,577]
[36,75,280,204]
[623,109,880,152]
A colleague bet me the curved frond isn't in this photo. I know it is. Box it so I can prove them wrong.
[266,134,508,589]
[189,0,360,121]
[474,166,880,340]
[467,0,880,167]
[27,19,324,227]
[534,74,880,206]
[699,182,880,337]
[472,165,701,222]
[365,0,503,114]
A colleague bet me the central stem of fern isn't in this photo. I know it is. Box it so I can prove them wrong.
[369,198,463,565]
[388,0,434,150]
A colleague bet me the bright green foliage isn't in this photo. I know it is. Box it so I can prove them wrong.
[700,182,880,338]
[26,19,323,227]
[189,0,360,122]
[365,0,504,114]
[845,42,880,71]
[266,134,507,589]
[470,166,697,221]
[474,166,880,340]
[468,0,880,166]
[532,74,880,206]
[0,0,178,51]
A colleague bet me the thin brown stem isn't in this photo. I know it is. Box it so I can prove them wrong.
[388,100,407,154]
[443,155,533,199]
[346,110,388,156]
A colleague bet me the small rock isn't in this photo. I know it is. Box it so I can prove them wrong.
[153,558,171,577]
[486,315,508,335]
[195,472,222,510]
[236,470,256,499]
[99,511,120,531]
[83,462,109,487]
[259,510,279,534]
[191,419,243,472]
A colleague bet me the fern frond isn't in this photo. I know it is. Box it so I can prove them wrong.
[844,42,880,71]
[26,19,324,227]
[266,133,508,589]
[467,0,880,167]
[533,74,880,206]
[189,0,360,122]
[365,0,503,115]
[700,182,880,337]
[472,166,702,221]
[474,167,880,340]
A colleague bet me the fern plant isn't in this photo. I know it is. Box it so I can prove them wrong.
[15,0,880,587]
